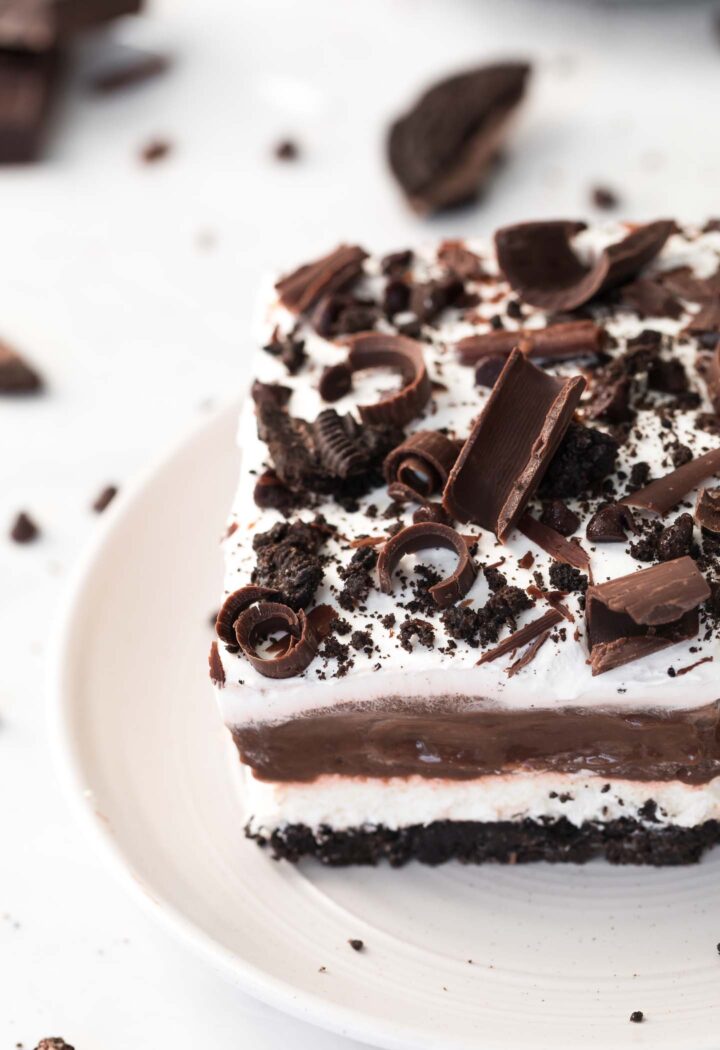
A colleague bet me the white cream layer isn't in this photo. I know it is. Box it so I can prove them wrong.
[244,769,720,832]
[217,224,720,729]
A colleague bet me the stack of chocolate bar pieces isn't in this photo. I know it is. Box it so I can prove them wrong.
[0,0,143,162]
[211,219,720,867]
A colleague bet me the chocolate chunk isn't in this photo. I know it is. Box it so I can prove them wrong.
[540,499,580,537]
[408,276,465,325]
[90,52,170,93]
[585,373,633,424]
[494,220,674,312]
[436,240,485,279]
[591,185,619,210]
[657,513,694,561]
[387,63,530,214]
[208,640,225,686]
[0,49,58,163]
[585,556,710,675]
[444,350,585,539]
[140,137,172,164]
[253,469,294,511]
[235,601,327,679]
[0,340,43,392]
[10,510,39,543]
[621,447,720,516]
[274,138,299,161]
[540,422,618,500]
[474,355,505,388]
[518,512,591,572]
[311,292,380,339]
[382,277,410,319]
[399,616,435,651]
[384,430,459,498]
[456,321,604,365]
[629,1012,644,1025]
[338,545,377,610]
[263,325,306,375]
[92,484,117,513]
[275,244,368,314]
[586,502,636,542]
[548,562,588,593]
[216,584,282,648]
[339,332,432,426]
[696,486,720,533]
[647,357,688,394]
[377,521,477,608]
[477,609,562,665]
[251,518,325,610]
[381,249,413,276]
[413,501,453,526]
[619,278,683,320]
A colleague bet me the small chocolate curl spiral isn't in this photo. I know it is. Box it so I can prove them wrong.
[234,601,322,679]
[377,521,477,608]
[215,585,281,650]
[384,430,460,498]
[336,332,432,426]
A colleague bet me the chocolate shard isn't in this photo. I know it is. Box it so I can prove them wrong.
[518,512,591,572]
[476,608,562,665]
[234,601,322,680]
[0,49,59,163]
[586,502,636,543]
[208,640,225,687]
[0,339,43,392]
[383,430,459,498]
[443,349,585,540]
[340,332,432,427]
[505,628,552,677]
[275,245,368,315]
[696,486,720,533]
[387,63,530,215]
[585,556,710,676]
[377,521,477,609]
[436,240,485,279]
[89,52,170,94]
[494,220,675,312]
[618,278,683,320]
[620,447,720,516]
[456,321,604,365]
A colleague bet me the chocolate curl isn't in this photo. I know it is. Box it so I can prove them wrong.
[620,447,720,516]
[377,521,477,608]
[234,601,324,679]
[443,350,585,540]
[275,245,368,314]
[216,584,282,649]
[384,430,459,498]
[455,321,604,366]
[518,512,591,573]
[477,609,562,665]
[494,220,675,312]
[340,332,432,427]
[585,556,710,676]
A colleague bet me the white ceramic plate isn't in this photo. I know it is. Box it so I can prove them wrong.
[53,400,720,1050]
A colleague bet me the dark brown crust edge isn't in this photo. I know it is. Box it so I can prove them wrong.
[246,817,720,867]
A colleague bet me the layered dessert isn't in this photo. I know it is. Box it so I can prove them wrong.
[210,220,720,866]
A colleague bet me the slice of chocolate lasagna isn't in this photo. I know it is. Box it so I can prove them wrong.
[210,221,720,867]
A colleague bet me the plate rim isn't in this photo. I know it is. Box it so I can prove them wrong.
[48,398,429,1050]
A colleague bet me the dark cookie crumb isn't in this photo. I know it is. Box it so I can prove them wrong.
[549,562,588,593]
[657,513,694,561]
[338,546,377,611]
[540,499,580,537]
[591,185,619,210]
[399,617,435,652]
[350,629,373,653]
[348,938,364,952]
[252,518,325,609]
[274,139,300,161]
[629,1011,644,1024]
[92,484,118,513]
[10,511,39,544]
[263,325,306,375]
[140,137,172,163]
[540,423,618,500]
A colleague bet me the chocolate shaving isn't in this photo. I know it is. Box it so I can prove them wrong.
[377,521,477,608]
[476,609,562,665]
[494,220,675,312]
[234,601,322,679]
[706,344,720,413]
[0,340,43,393]
[586,556,710,676]
[208,641,225,687]
[384,430,459,498]
[339,332,432,427]
[506,629,551,677]
[443,350,585,539]
[387,63,530,215]
[675,656,713,677]
[456,321,604,365]
[696,486,720,533]
[275,245,368,314]
[215,584,281,649]
[621,447,720,516]
[518,512,591,572]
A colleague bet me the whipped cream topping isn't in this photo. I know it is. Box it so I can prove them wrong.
[216,224,720,728]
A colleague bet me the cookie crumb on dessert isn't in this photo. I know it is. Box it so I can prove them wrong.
[274,139,300,161]
[10,511,39,544]
[348,938,364,952]
[140,138,172,164]
[92,484,118,513]
[591,185,619,210]
[629,1011,644,1024]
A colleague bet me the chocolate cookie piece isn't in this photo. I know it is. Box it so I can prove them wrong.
[251,518,327,610]
[388,63,530,214]
[539,422,618,500]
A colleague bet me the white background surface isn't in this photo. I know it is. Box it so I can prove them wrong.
[2,0,720,1046]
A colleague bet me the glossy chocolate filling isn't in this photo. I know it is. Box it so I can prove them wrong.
[232,701,720,785]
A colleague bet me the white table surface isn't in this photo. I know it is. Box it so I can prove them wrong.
[2,0,719,1046]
